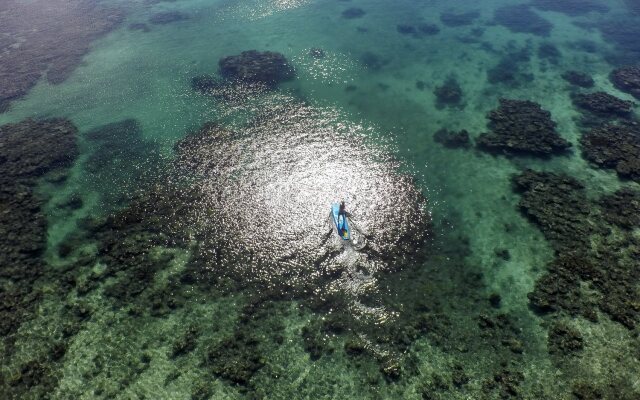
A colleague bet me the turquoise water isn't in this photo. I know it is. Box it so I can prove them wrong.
[1,0,640,399]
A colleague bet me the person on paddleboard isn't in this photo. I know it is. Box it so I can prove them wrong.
[338,201,351,235]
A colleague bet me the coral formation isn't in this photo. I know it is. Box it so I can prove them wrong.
[548,321,584,356]
[610,65,640,100]
[440,10,480,27]
[149,11,189,25]
[572,92,635,118]
[342,8,365,19]
[418,23,440,35]
[561,71,595,88]
[477,99,571,156]
[531,0,608,16]
[486,45,534,87]
[0,0,123,112]
[82,119,162,209]
[218,50,295,87]
[434,77,464,109]
[433,128,471,148]
[0,118,78,397]
[580,122,640,182]
[494,5,553,37]
[513,169,640,329]
[538,42,561,64]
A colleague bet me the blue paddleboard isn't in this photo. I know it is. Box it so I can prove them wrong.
[331,203,350,240]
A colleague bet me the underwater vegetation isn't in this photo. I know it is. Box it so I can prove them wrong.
[0,0,123,112]
[2,0,640,398]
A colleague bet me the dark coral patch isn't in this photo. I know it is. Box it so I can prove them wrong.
[610,65,640,100]
[434,77,464,109]
[494,5,553,37]
[149,11,189,25]
[0,0,123,112]
[548,322,584,356]
[572,92,635,118]
[440,10,480,27]
[477,99,570,156]
[514,169,640,329]
[512,170,594,252]
[218,50,294,87]
[0,118,78,397]
[580,122,640,182]
[531,0,608,16]
[433,129,471,148]
[561,71,594,88]
[418,23,440,35]
[342,7,365,19]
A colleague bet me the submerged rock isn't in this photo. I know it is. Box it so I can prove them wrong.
[149,11,189,25]
[494,4,553,37]
[0,0,123,112]
[514,169,640,329]
[342,7,365,19]
[486,45,534,87]
[218,50,295,87]
[599,187,640,229]
[396,24,416,35]
[561,71,595,88]
[512,170,594,252]
[434,77,464,108]
[433,128,471,148]
[477,99,571,156]
[440,10,480,27]
[610,65,640,100]
[0,118,78,396]
[418,23,440,35]
[548,322,584,356]
[538,42,561,64]
[531,0,608,16]
[580,122,640,182]
[572,91,635,118]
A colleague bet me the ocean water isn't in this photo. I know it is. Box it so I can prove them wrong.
[1,0,639,399]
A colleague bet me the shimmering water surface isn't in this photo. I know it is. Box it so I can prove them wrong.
[1,0,639,399]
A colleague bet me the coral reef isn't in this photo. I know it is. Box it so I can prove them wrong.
[594,18,640,64]
[440,10,480,27]
[548,321,584,356]
[149,11,189,25]
[396,24,416,35]
[0,0,124,112]
[0,118,78,397]
[580,122,640,182]
[433,128,471,148]
[513,169,640,329]
[477,99,571,156]
[360,52,387,71]
[203,298,285,387]
[486,45,534,87]
[342,8,365,19]
[434,77,464,109]
[218,50,295,87]
[494,5,553,37]
[82,119,163,209]
[418,23,440,35]
[610,65,640,100]
[531,0,608,16]
[128,22,150,32]
[538,42,561,64]
[561,71,595,88]
[572,92,635,118]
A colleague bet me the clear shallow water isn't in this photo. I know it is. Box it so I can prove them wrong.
[1,0,640,399]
